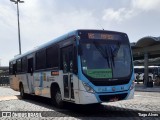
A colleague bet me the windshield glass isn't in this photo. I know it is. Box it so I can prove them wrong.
[80,40,132,79]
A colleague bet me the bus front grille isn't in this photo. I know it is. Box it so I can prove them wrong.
[99,93,128,102]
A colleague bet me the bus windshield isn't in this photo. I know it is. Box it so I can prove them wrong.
[80,39,132,79]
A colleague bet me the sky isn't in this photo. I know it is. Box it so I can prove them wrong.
[0,0,160,66]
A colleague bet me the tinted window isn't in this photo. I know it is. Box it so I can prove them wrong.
[28,58,34,74]
[13,62,17,75]
[46,45,59,68]
[9,62,13,75]
[22,57,27,72]
[17,59,21,73]
[36,50,46,70]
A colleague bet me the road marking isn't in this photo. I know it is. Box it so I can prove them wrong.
[0,95,21,101]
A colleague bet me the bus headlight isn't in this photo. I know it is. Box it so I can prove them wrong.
[82,82,95,93]
[130,80,135,90]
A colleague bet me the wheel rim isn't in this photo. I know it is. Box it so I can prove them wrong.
[55,90,62,104]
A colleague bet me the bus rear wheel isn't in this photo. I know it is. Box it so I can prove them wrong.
[20,84,26,99]
[51,87,64,108]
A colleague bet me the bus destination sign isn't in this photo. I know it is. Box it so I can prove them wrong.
[88,33,119,40]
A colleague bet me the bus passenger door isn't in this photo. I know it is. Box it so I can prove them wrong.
[27,58,34,94]
[61,45,75,101]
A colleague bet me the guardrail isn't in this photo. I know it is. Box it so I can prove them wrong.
[0,76,9,86]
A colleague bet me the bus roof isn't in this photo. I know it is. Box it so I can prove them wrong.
[9,29,126,62]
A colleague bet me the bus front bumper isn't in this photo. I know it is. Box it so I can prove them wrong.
[77,88,134,104]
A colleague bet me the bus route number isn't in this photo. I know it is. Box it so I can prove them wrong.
[88,33,113,40]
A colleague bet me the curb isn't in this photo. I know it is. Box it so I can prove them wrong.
[135,88,160,92]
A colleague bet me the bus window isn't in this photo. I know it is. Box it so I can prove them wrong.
[17,59,22,73]
[9,62,13,75]
[13,63,17,76]
[69,49,73,72]
[21,57,27,72]
[46,45,59,69]
[28,58,34,74]
[62,50,69,73]
[36,50,46,70]
[61,46,73,73]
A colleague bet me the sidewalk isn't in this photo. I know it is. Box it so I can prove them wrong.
[135,82,160,92]
[0,86,19,97]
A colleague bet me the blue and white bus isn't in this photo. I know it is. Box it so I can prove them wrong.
[9,29,135,108]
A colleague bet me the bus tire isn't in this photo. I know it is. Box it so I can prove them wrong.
[92,103,102,108]
[20,84,26,99]
[51,86,64,108]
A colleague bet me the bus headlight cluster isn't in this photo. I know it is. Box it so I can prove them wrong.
[130,80,135,90]
[82,82,95,93]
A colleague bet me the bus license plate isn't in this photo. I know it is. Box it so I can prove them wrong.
[109,97,119,102]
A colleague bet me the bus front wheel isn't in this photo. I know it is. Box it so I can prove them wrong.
[51,87,64,108]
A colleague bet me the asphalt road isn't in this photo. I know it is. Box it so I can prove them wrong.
[0,86,160,120]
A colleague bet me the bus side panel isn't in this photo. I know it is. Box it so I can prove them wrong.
[43,71,61,98]
[78,80,98,104]
[10,74,30,94]
[20,74,30,94]
[33,71,64,98]
[32,70,77,101]
[72,74,80,104]
[10,75,19,91]
[34,71,59,98]
[32,70,81,104]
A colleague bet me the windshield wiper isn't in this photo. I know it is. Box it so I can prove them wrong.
[110,42,120,67]
[112,42,120,57]
[93,41,110,68]
[93,41,121,68]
